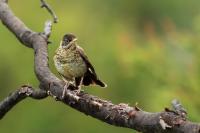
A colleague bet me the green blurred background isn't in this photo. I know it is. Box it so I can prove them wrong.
[1,0,200,132]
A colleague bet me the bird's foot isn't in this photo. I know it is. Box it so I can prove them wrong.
[73,86,82,95]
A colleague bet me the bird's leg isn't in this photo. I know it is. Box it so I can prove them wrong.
[62,81,70,99]
[78,77,84,92]
[75,77,84,94]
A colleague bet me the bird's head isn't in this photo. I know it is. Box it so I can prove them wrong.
[61,33,77,49]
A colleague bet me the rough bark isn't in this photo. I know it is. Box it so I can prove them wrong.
[0,0,200,132]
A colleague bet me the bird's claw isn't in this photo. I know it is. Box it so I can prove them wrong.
[73,86,82,95]
[73,89,80,94]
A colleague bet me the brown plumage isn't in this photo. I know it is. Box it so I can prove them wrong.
[53,33,107,93]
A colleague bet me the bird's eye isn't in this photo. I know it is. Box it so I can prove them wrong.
[64,39,70,44]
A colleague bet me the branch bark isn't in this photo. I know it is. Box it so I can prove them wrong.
[0,0,200,132]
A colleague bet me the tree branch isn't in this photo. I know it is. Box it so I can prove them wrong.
[0,85,47,119]
[0,0,200,132]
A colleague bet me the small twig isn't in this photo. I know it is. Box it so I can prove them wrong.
[171,99,187,117]
[40,0,58,23]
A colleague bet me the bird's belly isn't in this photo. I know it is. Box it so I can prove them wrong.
[65,62,87,77]
[54,58,87,79]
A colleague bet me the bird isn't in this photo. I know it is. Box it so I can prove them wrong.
[53,33,107,97]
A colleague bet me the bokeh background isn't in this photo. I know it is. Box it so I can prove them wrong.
[1,0,200,132]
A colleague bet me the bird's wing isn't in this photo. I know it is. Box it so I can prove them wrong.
[76,45,107,88]
[76,46,97,76]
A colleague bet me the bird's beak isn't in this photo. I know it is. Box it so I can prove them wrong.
[67,38,77,47]
[72,38,78,42]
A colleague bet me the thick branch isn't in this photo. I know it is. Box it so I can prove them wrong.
[0,0,200,132]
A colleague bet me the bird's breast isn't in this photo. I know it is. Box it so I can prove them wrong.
[54,49,87,80]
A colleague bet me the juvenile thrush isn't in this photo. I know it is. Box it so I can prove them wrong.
[53,33,107,97]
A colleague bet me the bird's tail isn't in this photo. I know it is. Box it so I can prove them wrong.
[93,79,107,88]
[82,70,107,88]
